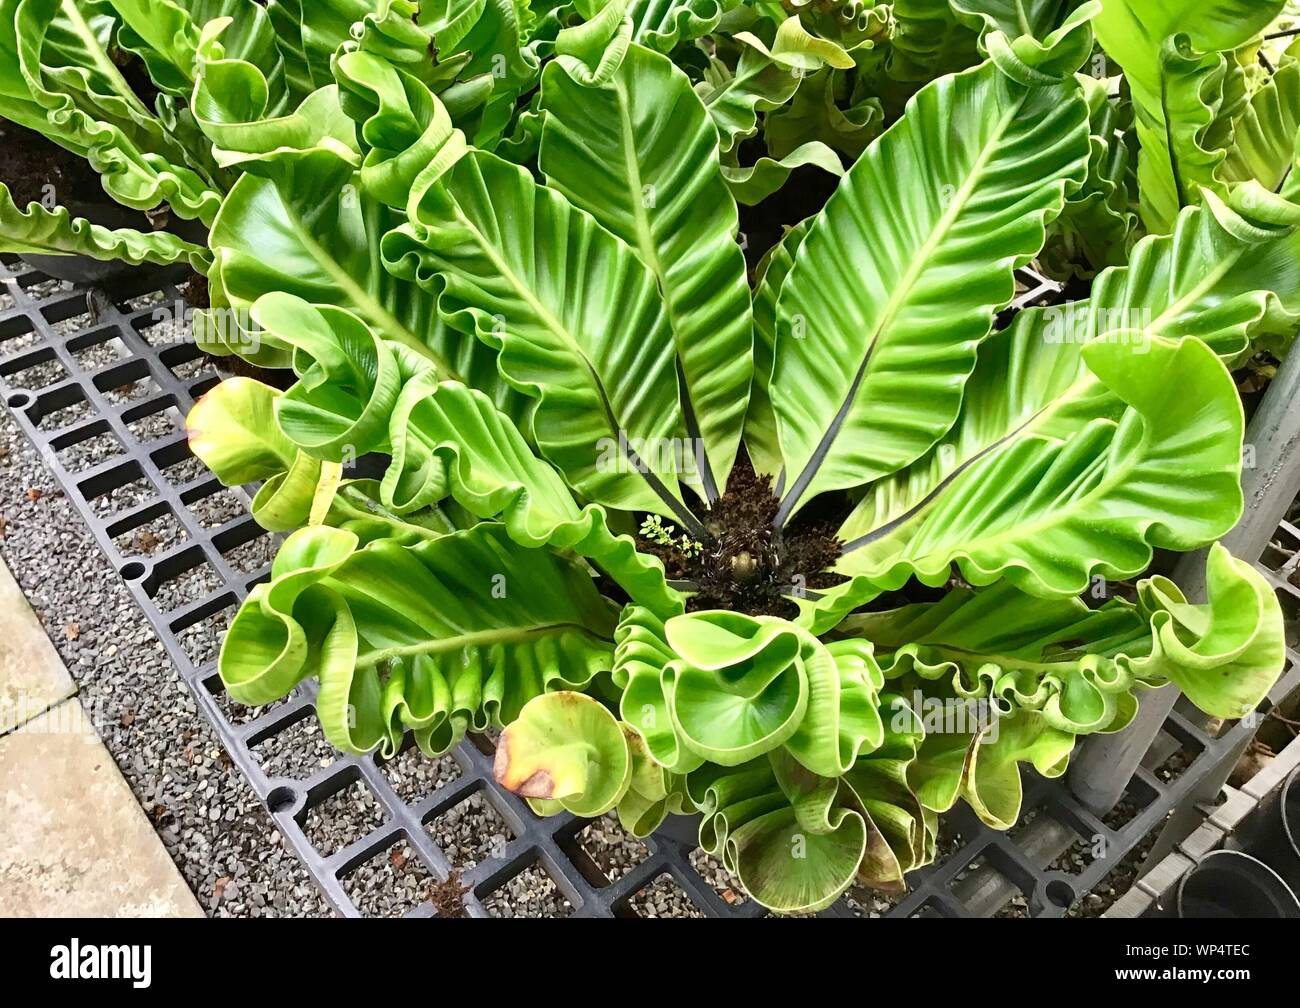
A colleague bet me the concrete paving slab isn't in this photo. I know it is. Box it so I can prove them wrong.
[0,556,75,734]
[0,699,203,917]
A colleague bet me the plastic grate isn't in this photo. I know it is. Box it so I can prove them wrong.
[3,255,1298,918]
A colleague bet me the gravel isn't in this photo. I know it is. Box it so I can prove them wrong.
[627,874,705,919]
[578,815,649,884]
[302,779,387,858]
[687,846,748,909]
[845,887,902,918]
[343,838,437,919]
[483,862,573,918]
[1065,811,1170,919]
[379,746,462,804]
[0,409,332,917]
[427,791,514,870]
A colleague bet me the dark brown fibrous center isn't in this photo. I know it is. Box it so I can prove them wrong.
[638,456,846,619]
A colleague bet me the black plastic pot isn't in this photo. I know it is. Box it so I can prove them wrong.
[1229,764,1300,892]
[21,249,135,284]
[20,201,205,284]
[1174,850,1300,918]
[656,813,704,846]
[20,200,149,283]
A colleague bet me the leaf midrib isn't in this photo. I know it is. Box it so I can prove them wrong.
[610,69,719,499]
[1147,246,1244,330]
[844,369,1131,561]
[283,197,459,377]
[56,0,215,192]
[447,201,630,441]
[845,235,1258,550]
[58,0,152,119]
[779,96,1023,520]
[444,184,696,525]
[612,75,663,282]
[356,622,605,669]
[1158,64,1190,211]
[885,413,1155,573]
[1015,1,1033,38]
[850,100,1020,378]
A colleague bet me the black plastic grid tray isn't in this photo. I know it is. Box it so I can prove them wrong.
[3,255,1298,918]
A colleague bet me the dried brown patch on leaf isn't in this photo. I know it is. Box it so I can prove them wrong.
[494,728,555,798]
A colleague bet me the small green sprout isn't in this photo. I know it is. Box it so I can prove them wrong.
[677,535,704,558]
[639,515,677,546]
[640,515,703,557]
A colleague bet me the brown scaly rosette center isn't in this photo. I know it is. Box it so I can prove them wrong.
[637,456,846,619]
